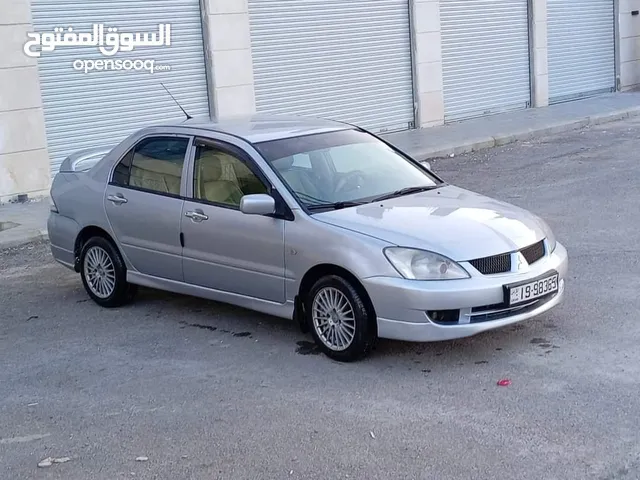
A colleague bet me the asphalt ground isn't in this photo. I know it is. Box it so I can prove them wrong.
[1,116,639,480]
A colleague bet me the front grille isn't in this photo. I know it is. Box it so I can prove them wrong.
[520,240,545,265]
[469,294,556,323]
[469,253,511,275]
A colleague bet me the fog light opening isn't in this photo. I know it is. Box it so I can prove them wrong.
[427,310,460,324]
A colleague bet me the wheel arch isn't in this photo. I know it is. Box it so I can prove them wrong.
[295,263,377,334]
[73,225,118,272]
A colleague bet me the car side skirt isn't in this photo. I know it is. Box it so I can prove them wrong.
[127,271,296,320]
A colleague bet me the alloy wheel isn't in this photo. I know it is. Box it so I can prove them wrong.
[311,287,356,351]
[83,246,116,299]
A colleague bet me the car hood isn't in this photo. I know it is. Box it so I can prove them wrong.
[314,185,549,261]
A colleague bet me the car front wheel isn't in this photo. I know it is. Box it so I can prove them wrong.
[80,236,137,308]
[305,275,377,362]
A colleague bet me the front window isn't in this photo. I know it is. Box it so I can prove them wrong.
[253,129,442,210]
[192,143,267,208]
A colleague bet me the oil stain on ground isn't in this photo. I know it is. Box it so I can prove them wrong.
[530,337,560,352]
[179,321,252,338]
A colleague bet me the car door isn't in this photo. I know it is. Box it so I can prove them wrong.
[180,138,286,303]
[104,134,190,281]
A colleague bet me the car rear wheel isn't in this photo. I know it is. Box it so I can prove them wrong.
[80,236,137,308]
[305,275,377,362]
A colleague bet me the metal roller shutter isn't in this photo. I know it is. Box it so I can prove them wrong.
[440,0,531,122]
[547,0,615,104]
[247,0,415,134]
[31,0,211,175]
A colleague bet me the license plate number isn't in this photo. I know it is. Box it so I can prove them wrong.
[507,273,559,306]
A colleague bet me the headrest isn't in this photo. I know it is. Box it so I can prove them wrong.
[271,156,294,171]
[132,156,183,177]
[197,152,222,182]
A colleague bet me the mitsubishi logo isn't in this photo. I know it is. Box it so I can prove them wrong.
[515,252,529,272]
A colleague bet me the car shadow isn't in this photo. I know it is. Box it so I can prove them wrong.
[132,286,297,332]
[130,286,559,367]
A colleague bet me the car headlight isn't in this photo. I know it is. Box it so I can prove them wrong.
[537,218,557,253]
[383,247,470,280]
[546,228,557,253]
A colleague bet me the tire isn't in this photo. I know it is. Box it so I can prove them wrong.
[79,236,137,308]
[305,275,377,362]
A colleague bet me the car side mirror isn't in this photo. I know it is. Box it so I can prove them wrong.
[421,161,432,170]
[240,194,276,216]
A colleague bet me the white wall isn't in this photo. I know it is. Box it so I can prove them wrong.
[531,0,549,107]
[0,0,50,203]
[201,0,256,117]
[412,0,445,127]
[619,0,640,89]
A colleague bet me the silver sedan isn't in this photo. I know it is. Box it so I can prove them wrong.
[47,115,568,361]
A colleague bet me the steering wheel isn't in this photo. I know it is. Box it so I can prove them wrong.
[334,170,367,195]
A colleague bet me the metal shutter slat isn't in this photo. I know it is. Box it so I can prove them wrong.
[440,0,531,122]
[31,0,210,175]
[248,0,415,134]
[547,0,616,104]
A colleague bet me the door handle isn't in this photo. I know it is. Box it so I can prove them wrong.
[107,194,128,205]
[185,210,209,222]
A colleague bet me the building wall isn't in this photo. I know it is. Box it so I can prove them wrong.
[0,0,50,203]
[410,0,551,123]
[201,0,256,117]
[0,0,638,201]
[412,0,445,127]
[531,0,549,107]
[618,0,640,89]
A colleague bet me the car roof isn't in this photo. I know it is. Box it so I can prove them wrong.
[153,114,355,143]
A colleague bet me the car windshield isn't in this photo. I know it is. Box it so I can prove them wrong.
[253,129,442,210]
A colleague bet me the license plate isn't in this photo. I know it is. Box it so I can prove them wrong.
[506,272,559,306]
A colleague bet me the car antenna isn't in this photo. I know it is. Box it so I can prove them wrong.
[160,83,193,121]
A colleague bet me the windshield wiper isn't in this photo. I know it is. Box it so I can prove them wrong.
[370,185,440,203]
[291,191,364,212]
[306,201,365,211]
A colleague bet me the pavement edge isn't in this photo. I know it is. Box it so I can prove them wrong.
[413,106,640,161]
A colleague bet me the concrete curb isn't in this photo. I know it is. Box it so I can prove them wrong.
[410,106,640,161]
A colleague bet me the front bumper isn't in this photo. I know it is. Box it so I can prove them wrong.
[363,241,568,342]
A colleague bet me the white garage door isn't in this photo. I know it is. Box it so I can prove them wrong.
[248,0,415,134]
[440,0,531,122]
[547,0,616,104]
[31,0,211,175]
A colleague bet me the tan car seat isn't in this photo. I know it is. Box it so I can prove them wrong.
[129,155,182,195]
[233,160,267,195]
[196,151,245,206]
